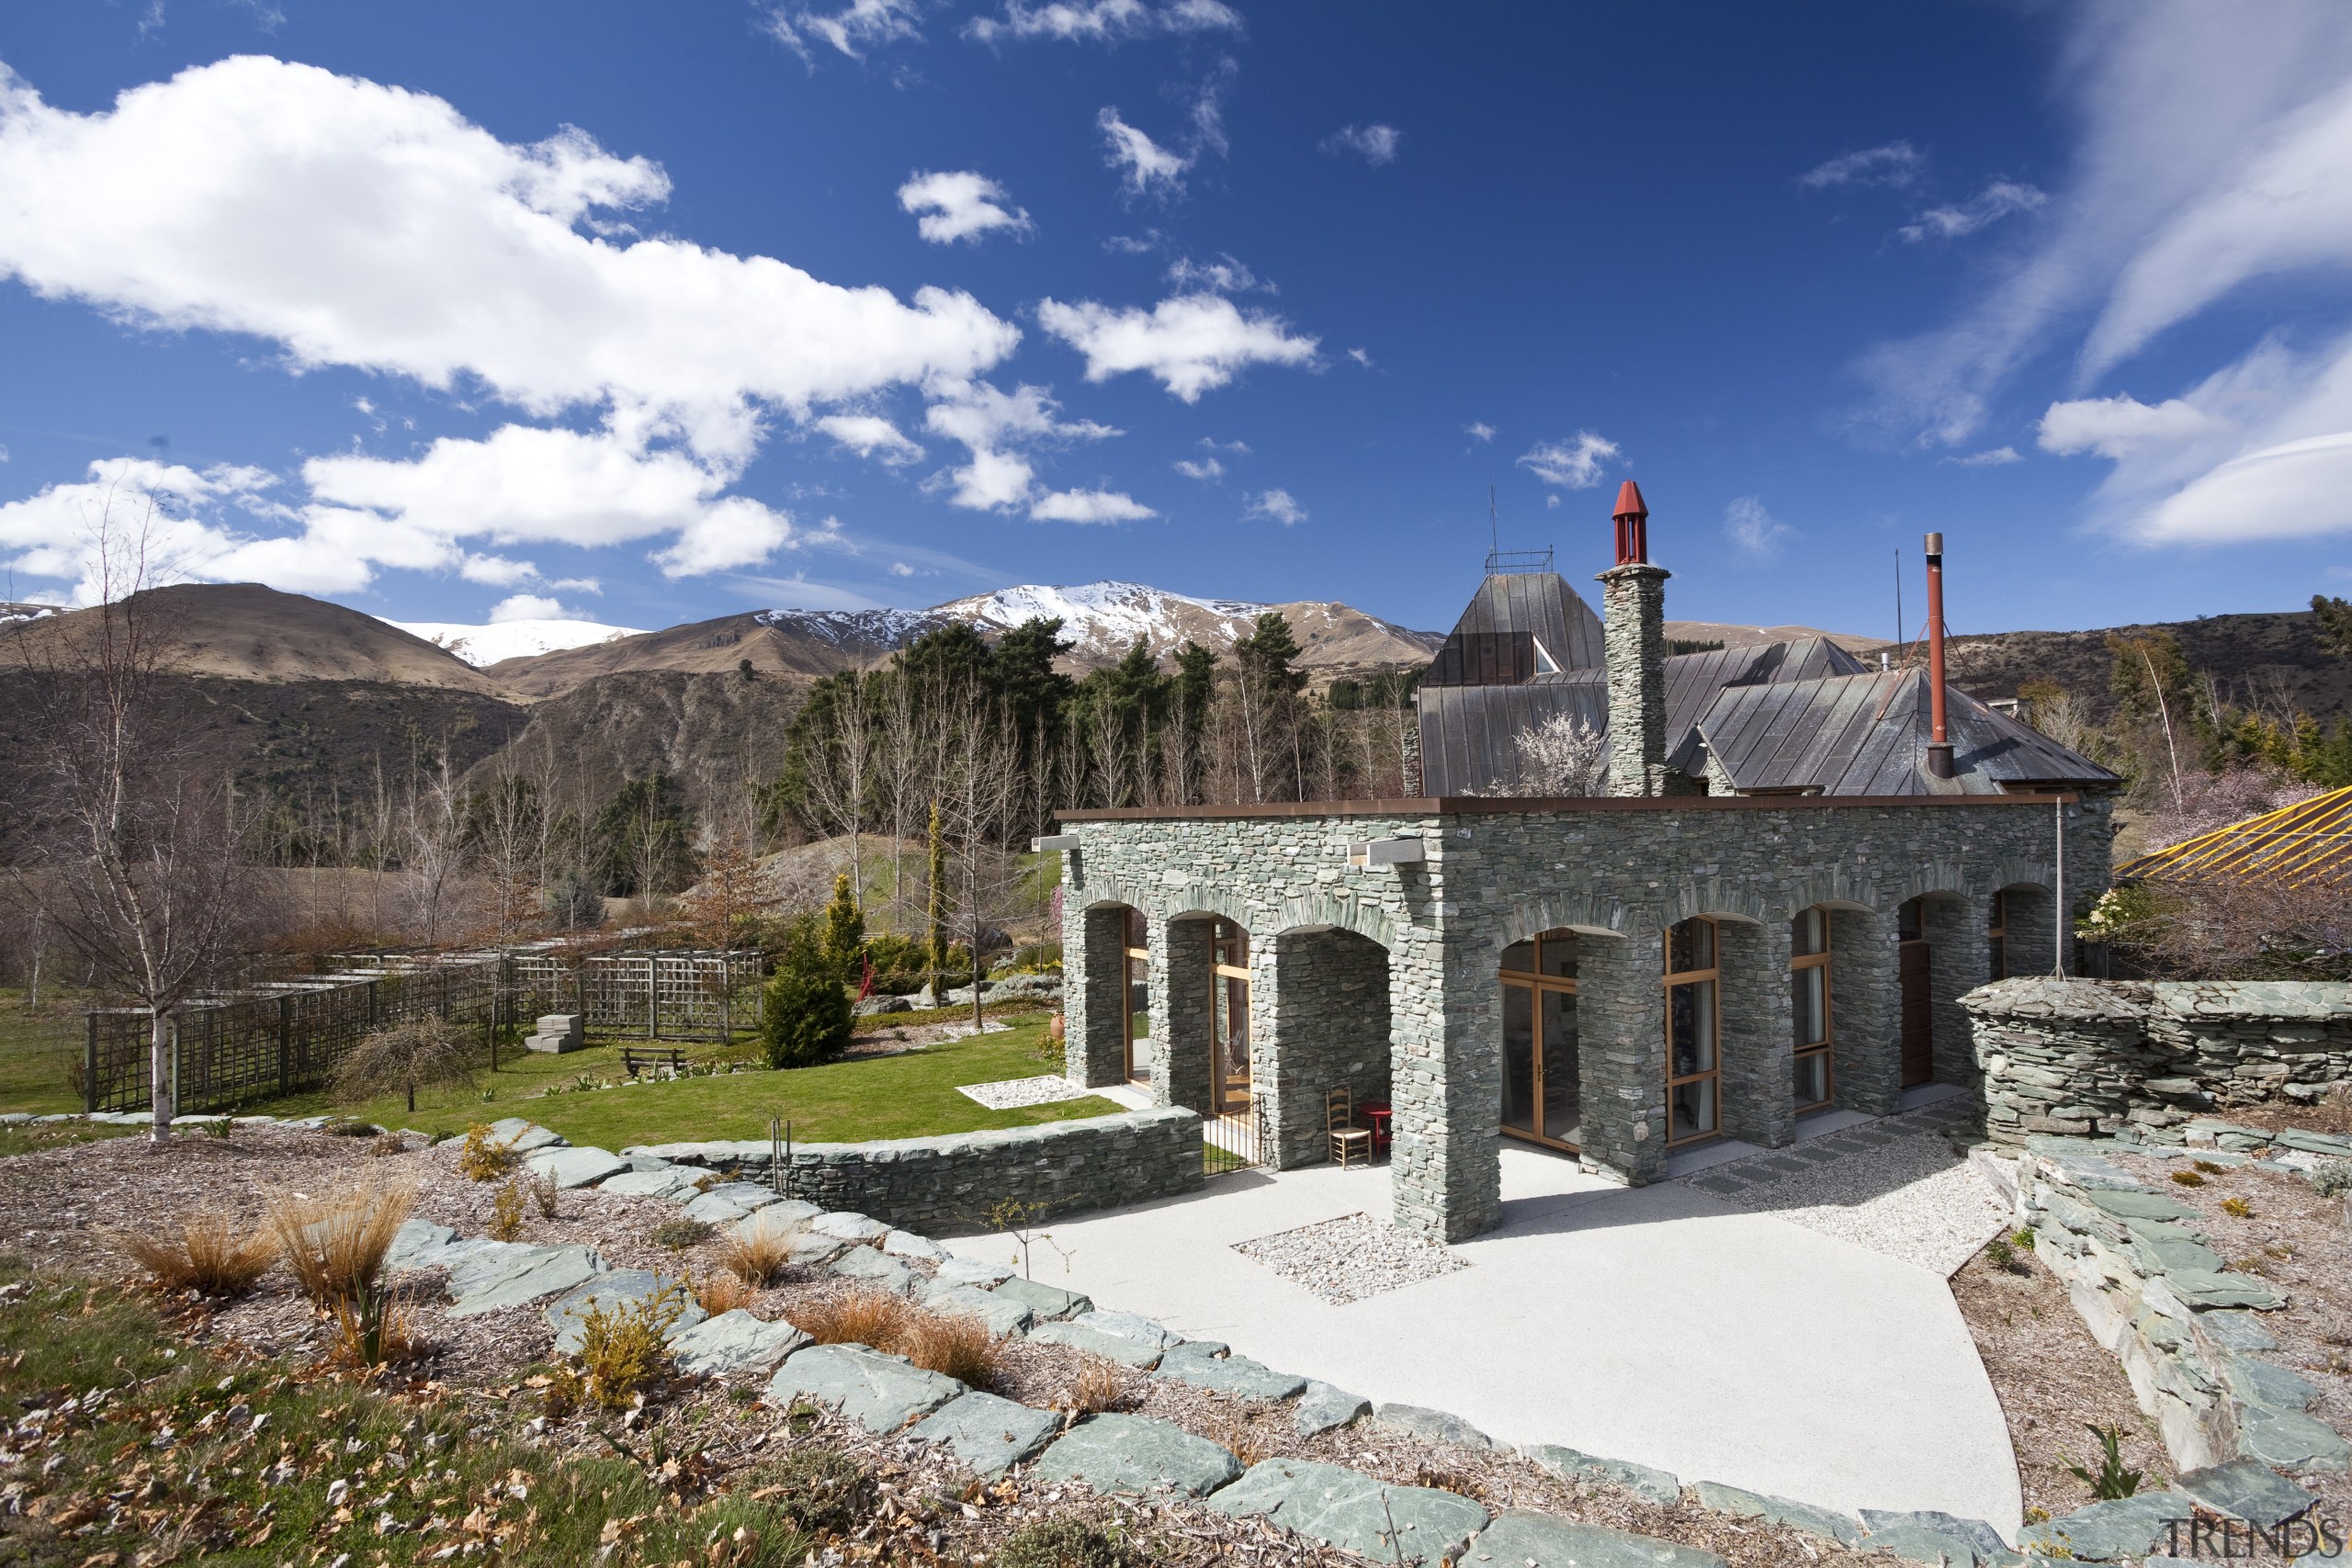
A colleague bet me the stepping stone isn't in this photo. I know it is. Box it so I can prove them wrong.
[1374,1403,1494,1450]
[385,1219,458,1272]
[621,1153,673,1171]
[1026,1319,1163,1368]
[1853,1525,2016,1566]
[545,1270,705,1355]
[526,1145,631,1190]
[1521,1443,1682,1506]
[2223,1356,2322,1414]
[765,1343,965,1433]
[1032,1413,1241,1498]
[2242,1403,2352,1473]
[601,1168,698,1200]
[2131,1232,2226,1275]
[2174,1459,2316,1528]
[1154,1344,1306,1401]
[447,1244,607,1317]
[1691,1482,1862,1545]
[811,1211,889,1241]
[1689,1176,1747,1196]
[937,1257,1015,1288]
[2270,1129,2352,1158]
[1859,1509,2012,1565]
[681,1192,751,1224]
[990,1275,1091,1321]
[2019,1492,2192,1562]
[909,1391,1062,1478]
[1072,1311,1181,1350]
[922,1284,1034,1337]
[485,1117,566,1154]
[668,1309,808,1377]
[883,1229,947,1260]
[1464,1511,1724,1567]
[830,1247,916,1294]
[1294,1381,1371,1438]
[1206,1457,1487,1564]
[702,1182,784,1211]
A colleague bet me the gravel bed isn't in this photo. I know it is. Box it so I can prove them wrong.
[956,1074,1094,1111]
[1231,1211,1470,1304]
[1693,1115,2012,1275]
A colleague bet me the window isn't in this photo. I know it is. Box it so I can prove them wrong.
[1122,907,1151,1085]
[1791,908,1833,1112]
[1987,891,2007,982]
[1499,931,1580,1149]
[1210,919,1251,1113]
[1531,636,1560,675]
[1665,918,1720,1145]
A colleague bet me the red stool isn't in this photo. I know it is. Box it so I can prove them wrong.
[1358,1100,1393,1159]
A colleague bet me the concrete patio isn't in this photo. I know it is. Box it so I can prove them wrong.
[944,1117,2022,1535]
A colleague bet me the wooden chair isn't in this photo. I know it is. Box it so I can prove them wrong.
[1327,1086,1374,1168]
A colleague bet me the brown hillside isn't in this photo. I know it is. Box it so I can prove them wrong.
[484,610,914,698]
[1944,609,2350,724]
[1667,619,1885,657]
[2,583,521,696]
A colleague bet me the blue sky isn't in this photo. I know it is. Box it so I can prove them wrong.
[2,1,2349,642]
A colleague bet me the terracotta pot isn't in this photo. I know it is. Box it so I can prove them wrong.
[1048,1012,1066,1043]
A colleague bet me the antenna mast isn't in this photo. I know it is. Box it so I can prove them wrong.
[1489,485,1498,561]
[1894,547,1904,654]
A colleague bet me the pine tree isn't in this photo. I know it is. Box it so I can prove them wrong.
[821,872,865,983]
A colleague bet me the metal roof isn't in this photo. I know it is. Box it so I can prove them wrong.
[1421,573,1606,686]
[2115,785,2352,887]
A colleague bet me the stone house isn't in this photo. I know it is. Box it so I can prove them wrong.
[1056,487,2120,1240]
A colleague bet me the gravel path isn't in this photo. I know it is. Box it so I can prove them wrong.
[956,1075,1094,1111]
[1231,1211,1470,1305]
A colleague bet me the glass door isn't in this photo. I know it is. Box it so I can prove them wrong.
[1121,906,1152,1086]
[1666,918,1720,1145]
[1498,931,1579,1151]
[1792,908,1833,1112]
[1210,919,1251,1113]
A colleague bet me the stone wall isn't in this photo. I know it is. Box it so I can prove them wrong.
[1262,927,1393,1168]
[636,1109,1203,1236]
[1962,978,2352,1144]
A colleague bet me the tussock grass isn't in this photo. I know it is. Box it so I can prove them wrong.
[718,1224,799,1288]
[791,1287,912,1350]
[1058,1357,1129,1416]
[103,1213,277,1298]
[696,1270,757,1316]
[791,1287,1001,1385]
[270,1182,415,1308]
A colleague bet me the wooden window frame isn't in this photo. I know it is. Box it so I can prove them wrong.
[1792,908,1834,1115]
[1987,890,2008,983]
[1209,919,1251,1113]
[1498,931,1579,1153]
[1664,917,1722,1148]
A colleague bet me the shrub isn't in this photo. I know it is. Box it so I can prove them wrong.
[791,1287,911,1350]
[2194,1159,2227,1175]
[2058,1423,2143,1501]
[2170,1169,2206,1187]
[718,1224,798,1288]
[105,1213,277,1297]
[332,1014,477,1114]
[329,1284,419,1370]
[759,919,854,1069]
[653,1218,715,1251]
[458,1123,522,1182]
[2308,1160,2352,1199]
[573,1283,690,1407]
[821,874,865,983]
[271,1184,416,1308]
[490,1180,526,1242]
[529,1168,560,1220]
[2222,1196,2255,1218]
[997,1516,1136,1568]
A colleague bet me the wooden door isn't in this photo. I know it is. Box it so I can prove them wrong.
[1898,940,1933,1088]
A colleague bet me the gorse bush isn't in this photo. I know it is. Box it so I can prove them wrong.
[105,1213,277,1298]
[759,918,853,1069]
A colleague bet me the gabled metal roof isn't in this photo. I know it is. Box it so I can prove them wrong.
[2115,785,2352,887]
[1421,573,1606,686]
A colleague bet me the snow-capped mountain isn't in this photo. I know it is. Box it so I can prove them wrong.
[926,581,1442,669]
[390,616,645,667]
[750,605,944,649]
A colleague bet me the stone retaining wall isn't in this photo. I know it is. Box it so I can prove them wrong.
[1962,978,2352,1144]
[628,1108,1203,1236]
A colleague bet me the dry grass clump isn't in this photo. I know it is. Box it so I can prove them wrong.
[1058,1357,1131,1416]
[458,1123,521,1182]
[105,1213,277,1298]
[696,1270,757,1317]
[270,1183,416,1308]
[718,1224,798,1288]
[790,1287,1002,1384]
[794,1287,913,1349]
[1207,1414,1276,1467]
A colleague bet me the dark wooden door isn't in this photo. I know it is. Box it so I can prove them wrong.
[1899,940,1933,1087]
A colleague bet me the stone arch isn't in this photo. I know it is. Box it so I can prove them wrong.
[1257,923,1394,1169]
[1497,894,1633,952]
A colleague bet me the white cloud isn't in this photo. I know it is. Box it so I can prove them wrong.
[1945,446,2023,467]
[922,379,1119,513]
[817,413,925,464]
[1172,457,1223,480]
[1723,497,1795,558]
[1198,435,1250,455]
[458,553,543,586]
[1464,422,1496,443]
[1896,180,2046,243]
[489,592,567,622]
[1797,141,1924,190]
[966,0,1242,46]
[898,169,1033,244]
[2135,432,2352,543]
[888,559,915,577]
[1164,253,1265,293]
[762,0,923,62]
[1029,487,1155,523]
[1347,347,1373,368]
[1515,432,1619,489]
[1544,493,1560,509]
[1098,107,1192,199]
[2039,394,2233,459]
[1246,488,1305,525]
[0,457,289,601]
[1321,123,1400,166]
[1037,292,1318,401]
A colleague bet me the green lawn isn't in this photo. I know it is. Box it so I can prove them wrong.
[0,988,86,1117]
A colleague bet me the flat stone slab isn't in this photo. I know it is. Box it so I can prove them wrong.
[526,1145,632,1190]
[1374,1403,1494,1450]
[1690,1482,1862,1546]
[2131,1232,2227,1276]
[1154,1344,1306,1401]
[447,1243,608,1317]
[1034,1413,1241,1498]
[1859,1509,2011,1565]
[385,1219,458,1272]
[765,1343,965,1433]
[702,1182,784,1211]
[1205,1458,1487,1565]
[830,1247,916,1294]
[2175,1459,2315,1528]
[599,1168,699,1201]
[1294,1380,1372,1438]
[2201,1312,2279,1353]
[1026,1319,1164,1368]
[938,1256,1016,1288]
[1072,1310,1182,1350]
[811,1210,890,1241]
[1464,1511,1724,1568]
[2168,1269,2288,1311]
[883,1229,947,1260]
[922,1284,1035,1337]
[989,1275,1092,1321]
[2240,1404,2352,1472]
[668,1309,808,1377]
[545,1269,706,1354]
[485,1117,566,1154]
[2020,1492,2193,1562]
[680,1191,751,1224]
[908,1391,1063,1478]
[2223,1355,2321,1413]
[1855,1521,2015,1566]
[1521,1444,1682,1507]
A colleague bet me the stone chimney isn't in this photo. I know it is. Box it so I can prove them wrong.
[1599,479,1670,797]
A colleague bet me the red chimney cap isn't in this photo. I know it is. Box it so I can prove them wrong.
[1612,479,1648,522]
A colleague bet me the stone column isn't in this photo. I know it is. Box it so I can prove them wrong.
[1597,564,1670,797]
[1575,926,1668,1185]
[1960,977,2152,1144]
[1829,908,1901,1115]
[1063,904,1130,1088]
[1717,917,1793,1149]
[1152,916,1215,1117]
[1262,929,1392,1169]
[1925,895,1993,1089]
[2003,886,2056,981]
[1386,923,1502,1241]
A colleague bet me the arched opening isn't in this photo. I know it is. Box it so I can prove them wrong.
[1986,891,2008,981]
[1897,897,1932,1088]
[1120,906,1151,1087]
[1262,924,1392,1168]
[1666,916,1722,1145]
[1792,907,1834,1113]
[1210,917,1251,1116]
[1499,930,1579,1151]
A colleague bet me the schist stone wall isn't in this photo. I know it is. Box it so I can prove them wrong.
[1962,978,2352,1144]
[1062,793,2113,1241]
